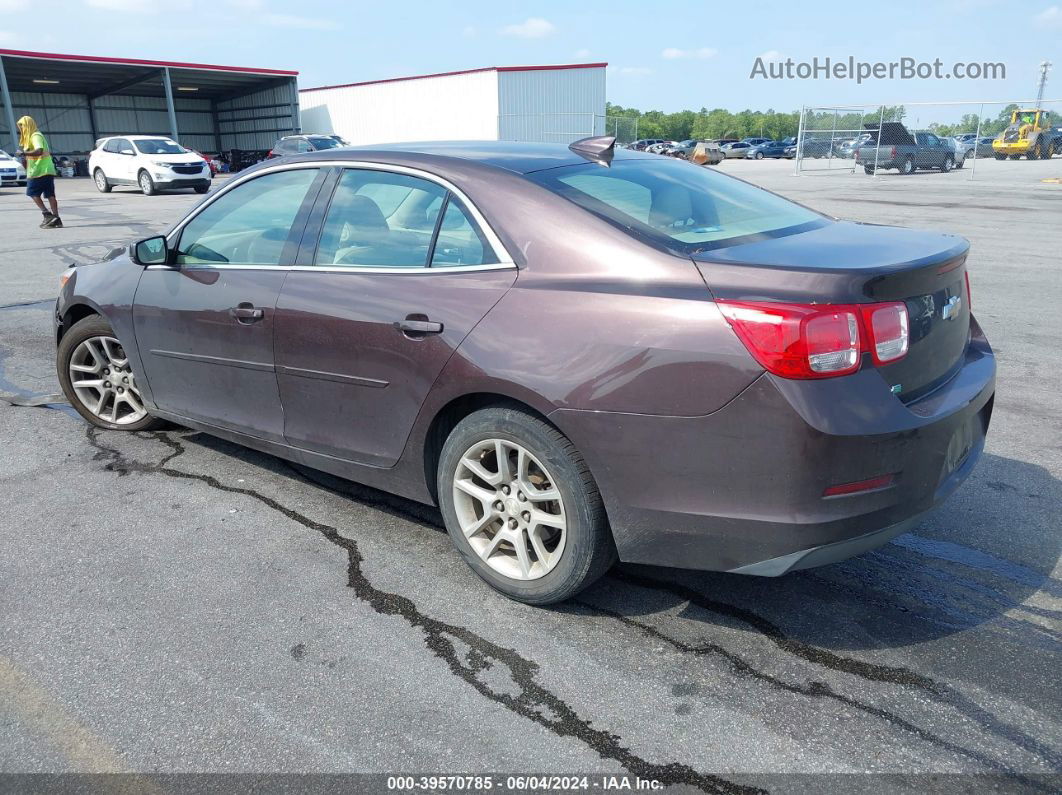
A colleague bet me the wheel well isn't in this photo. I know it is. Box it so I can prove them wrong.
[422,393,552,504]
[58,304,100,342]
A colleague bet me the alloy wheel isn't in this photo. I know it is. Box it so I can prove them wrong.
[95,171,106,190]
[68,336,148,425]
[452,438,567,581]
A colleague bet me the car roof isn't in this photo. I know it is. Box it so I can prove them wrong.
[295,140,660,174]
[102,135,178,140]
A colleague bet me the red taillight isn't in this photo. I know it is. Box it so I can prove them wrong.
[267,150,274,158]
[890,146,897,158]
[823,473,896,497]
[717,299,910,380]
[862,302,909,365]
[965,271,972,312]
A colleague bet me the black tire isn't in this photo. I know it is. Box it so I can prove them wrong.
[900,156,915,174]
[940,155,954,173]
[437,405,616,605]
[93,168,112,193]
[138,170,157,196]
[1042,142,1054,159]
[1009,154,1021,160]
[57,315,165,432]
[193,185,210,194]
[955,154,965,170]
[995,153,1006,160]
[863,165,875,175]
[754,151,763,159]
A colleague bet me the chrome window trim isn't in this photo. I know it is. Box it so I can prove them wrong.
[146,263,514,275]
[165,159,515,270]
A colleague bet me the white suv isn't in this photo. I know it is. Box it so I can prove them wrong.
[0,150,27,187]
[89,136,210,196]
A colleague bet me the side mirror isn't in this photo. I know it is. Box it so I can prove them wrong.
[132,235,169,266]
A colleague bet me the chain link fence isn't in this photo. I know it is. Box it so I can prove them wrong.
[495,114,638,144]
[795,100,1062,179]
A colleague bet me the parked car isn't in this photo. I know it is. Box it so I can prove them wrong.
[720,141,753,158]
[89,136,211,195]
[646,141,678,154]
[193,151,219,176]
[268,134,348,158]
[853,124,957,174]
[797,138,834,158]
[745,139,793,159]
[943,137,967,170]
[670,140,723,165]
[628,138,667,151]
[0,149,27,186]
[54,138,994,605]
[741,137,771,147]
[835,135,872,159]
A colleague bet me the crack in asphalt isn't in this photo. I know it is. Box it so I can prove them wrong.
[84,427,759,795]
[580,601,1052,787]
[608,571,1061,774]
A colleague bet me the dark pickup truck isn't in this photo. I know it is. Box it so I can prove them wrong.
[853,122,957,175]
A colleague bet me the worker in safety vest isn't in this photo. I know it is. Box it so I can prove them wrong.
[16,116,62,229]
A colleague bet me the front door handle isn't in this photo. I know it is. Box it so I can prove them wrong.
[394,317,443,336]
[230,303,264,324]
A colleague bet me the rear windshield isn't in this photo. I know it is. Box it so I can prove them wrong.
[308,137,343,150]
[527,158,825,252]
[134,139,187,155]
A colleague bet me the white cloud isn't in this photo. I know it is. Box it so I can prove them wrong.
[85,0,157,10]
[757,50,785,62]
[1035,5,1062,26]
[574,48,591,58]
[0,0,29,11]
[462,25,477,38]
[661,47,717,60]
[610,66,653,76]
[262,12,339,30]
[500,17,555,38]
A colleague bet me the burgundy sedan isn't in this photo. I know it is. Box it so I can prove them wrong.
[54,139,995,604]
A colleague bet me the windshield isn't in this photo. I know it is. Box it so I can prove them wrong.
[134,139,188,155]
[528,158,825,252]
[308,137,343,150]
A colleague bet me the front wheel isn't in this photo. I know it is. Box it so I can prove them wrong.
[93,169,112,193]
[864,165,875,175]
[138,170,157,196]
[438,406,615,605]
[754,151,763,159]
[193,185,209,194]
[57,315,165,431]
[940,156,954,173]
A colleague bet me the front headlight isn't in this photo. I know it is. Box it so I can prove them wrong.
[150,160,172,168]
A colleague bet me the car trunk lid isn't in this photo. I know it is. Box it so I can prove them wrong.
[692,220,971,401]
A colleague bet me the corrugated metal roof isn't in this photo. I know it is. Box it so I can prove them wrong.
[0,48,298,75]
[300,62,608,93]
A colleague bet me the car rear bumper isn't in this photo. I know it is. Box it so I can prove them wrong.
[551,319,995,575]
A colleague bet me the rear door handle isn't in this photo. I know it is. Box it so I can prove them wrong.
[394,318,443,335]
[230,304,264,323]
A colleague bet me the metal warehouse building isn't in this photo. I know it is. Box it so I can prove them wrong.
[299,62,607,146]
[0,48,300,155]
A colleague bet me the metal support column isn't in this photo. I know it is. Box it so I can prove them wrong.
[289,76,300,135]
[0,56,20,152]
[163,66,179,142]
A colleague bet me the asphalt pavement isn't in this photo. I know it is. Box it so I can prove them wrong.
[1,161,1059,792]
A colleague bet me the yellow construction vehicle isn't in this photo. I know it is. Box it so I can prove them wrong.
[993,109,1058,160]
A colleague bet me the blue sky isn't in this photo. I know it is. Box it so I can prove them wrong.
[0,0,1058,112]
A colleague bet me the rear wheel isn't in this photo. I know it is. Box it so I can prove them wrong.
[940,155,954,173]
[1030,143,1043,160]
[864,165,874,175]
[138,170,157,196]
[93,168,112,193]
[57,315,165,431]
[994,153,1006,160]
[900,156,915,174]
[438,406,615,605]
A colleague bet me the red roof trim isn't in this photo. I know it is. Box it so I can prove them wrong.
[300,62,607,93]
[0,48,298,76]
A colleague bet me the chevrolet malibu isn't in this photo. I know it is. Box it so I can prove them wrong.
[54,139,995,604]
